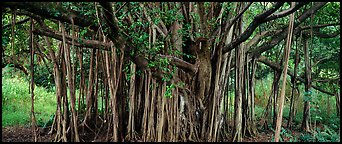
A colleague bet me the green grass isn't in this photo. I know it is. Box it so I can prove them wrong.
[2,75,56,127]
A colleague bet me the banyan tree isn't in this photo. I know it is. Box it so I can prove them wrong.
[2,2,340,142]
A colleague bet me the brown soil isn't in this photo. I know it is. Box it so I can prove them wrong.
[242,131,273,142]
[0,124,318,142]
[0,126,286,142]
[2,126,108,142]
[2,126,53,142]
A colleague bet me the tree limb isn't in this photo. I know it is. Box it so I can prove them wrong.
[2,18,30,29]
[2,62,29,75]
[257,55,335,96]
[246,29,282,48]
[139,3,167,38]
[210,2,253,43]
[314,77,340,83]
[157,54,196,73]
[263,2,309,22]
[247,22,338,53]
[298,23,340,38]
[312,29,340,38]
[3,2,99,31]
[99,2,120,42]
[249,2,327,57]
[300,22,340,30]
[33,27,112,50]
[222,2,284,54]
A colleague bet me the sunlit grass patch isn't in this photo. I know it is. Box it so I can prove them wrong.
[2,75,56,127]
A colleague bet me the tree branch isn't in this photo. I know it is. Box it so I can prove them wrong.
[222,2,284,54]
[139,3,167,38]
[300,22,340,30]
[2,62,29,75]
[257,55,335,96]
[263,2,309,22]
[312,29,340,38]
[33,27,111,50]
[3,2,99,31]
[210,2,252,43]
[298,23,340,38]
[249,2,327,57]
[157,54,196,73]
[246,29,282,48]
[2,18,30,29]
[99,2,120,42]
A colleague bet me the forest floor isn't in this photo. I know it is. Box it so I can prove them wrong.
[2,125,302,142]
[2,126,104,142]
[2,126,53,142]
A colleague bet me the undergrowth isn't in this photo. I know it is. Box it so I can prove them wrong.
[2,74,56,127]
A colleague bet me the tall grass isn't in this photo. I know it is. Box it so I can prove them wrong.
[254,73,339,127]
[2,75,56,127]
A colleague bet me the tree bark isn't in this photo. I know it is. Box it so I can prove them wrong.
[61,21,80,142]
[274,3,295,141]
[30,18,38,142]
[301,37,311,132]
[287,36,301,129]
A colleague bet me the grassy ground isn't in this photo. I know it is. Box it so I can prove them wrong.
[2,74,56,127]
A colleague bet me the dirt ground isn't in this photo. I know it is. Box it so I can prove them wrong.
[1,125,302,142]
[2,126,53,142]
[1,126,275,142]
[2,126,106,142]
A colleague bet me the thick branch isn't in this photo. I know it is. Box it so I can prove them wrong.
[99,2,120,41]
[249,23,338,56]
[299,23,340,38]
[139,3,167,38]
[222,2,284,54]
[314,77,340,83]
[2,62,29,75]
[158,54,196,73]
[249,2,327,57]
[246,29,282,48]
[33,28,111,50]
[2,18,29,29]
[263,2,309,22]
[210,2,253,43]
[300,22,340,30]
[99,2,152,72]
[3,2,99,31]
[257,56,335,96]
[312,30,340,38]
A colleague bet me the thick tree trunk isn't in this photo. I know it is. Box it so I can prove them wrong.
[30,18,38,142]
[301,38,311,132]
[83,48,96,124]
[76,47,85,115]
[61,47,70,142]
[127,62,136,140]
[104,45,119,141]
[287,38,300,129]
[274,6,295,141]
[232,3,245,142]
[61,22,80,142]
[336,92,340,117]
[233,43,244,142]
[247,57,257,136]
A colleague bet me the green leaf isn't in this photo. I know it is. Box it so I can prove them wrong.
[303,95,311,102]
